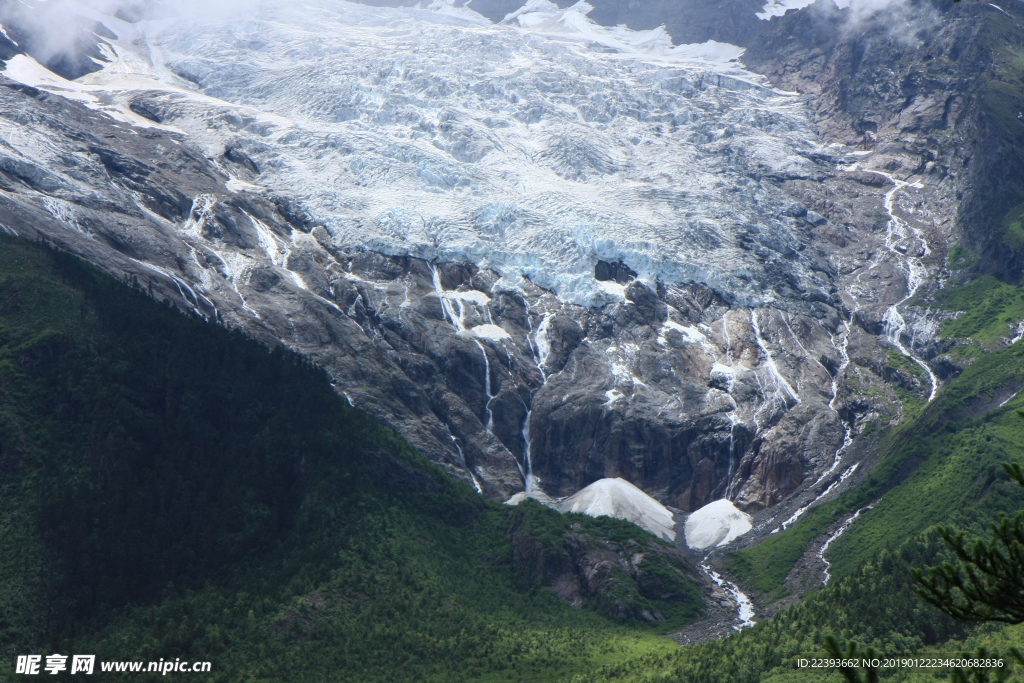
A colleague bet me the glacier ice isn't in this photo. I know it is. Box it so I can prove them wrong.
[684,498,752,549]
[15,0,837,310]
[0,0,949,518]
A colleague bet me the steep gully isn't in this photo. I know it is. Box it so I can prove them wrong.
[802,172,940,586]
[791,179,937,585]
[766,166,938,537]
[874,171,940,404]
[697,167,939,627]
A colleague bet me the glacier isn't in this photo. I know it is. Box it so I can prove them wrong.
[13,0,838,310]
[0,0,949,528]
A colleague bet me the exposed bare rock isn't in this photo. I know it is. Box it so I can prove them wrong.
[0,0,1003,526]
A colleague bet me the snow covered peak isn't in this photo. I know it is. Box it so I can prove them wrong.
[558,478,676,541]
[684,499,752,549]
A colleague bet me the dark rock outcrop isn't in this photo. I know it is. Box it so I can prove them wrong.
[508,500,702,621]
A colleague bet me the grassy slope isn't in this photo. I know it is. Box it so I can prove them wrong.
[937,275,1024,345]
[0,237,701,682]
[727,353,1024,598]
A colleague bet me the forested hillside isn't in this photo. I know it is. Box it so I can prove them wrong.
[0,237,702,682]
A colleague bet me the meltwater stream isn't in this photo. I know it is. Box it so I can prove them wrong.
[870,171,939,403]
[817,506,871,585]
[767,318,854,534]
[520,313,553,492]
[700,563,756,630]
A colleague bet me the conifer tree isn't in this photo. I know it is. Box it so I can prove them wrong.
[912,462,1024,624]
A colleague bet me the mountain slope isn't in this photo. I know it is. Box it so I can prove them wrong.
[556,282,1024,681]
[0,236,703,682]
[0,0,956,516]
[3,0,1024,673]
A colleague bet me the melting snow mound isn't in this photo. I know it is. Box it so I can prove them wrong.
[684,499,752,549]
[504,490,558,509]
[557,478,676,541]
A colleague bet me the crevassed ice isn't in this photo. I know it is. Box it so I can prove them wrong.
[59,0,829,308]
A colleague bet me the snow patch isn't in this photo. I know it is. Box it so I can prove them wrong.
[441,289,492,306]
[596,280,627,299]
[756,0,817,20]
[225,176,263,194]
[711,362,740,377]
[0,23,18,46]
[504,489,558,508]
[684,499,752,549]
[604,388,624,406]
[505,0,744,65]
[4,54,98,104]
[470,323,511,341]
[659,320,713,349]
[1,52,192,131]
[558,478,676,541]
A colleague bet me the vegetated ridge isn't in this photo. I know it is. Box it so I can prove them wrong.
[0,236,703,682]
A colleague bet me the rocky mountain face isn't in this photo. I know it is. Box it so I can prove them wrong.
[0,0,1017,520]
